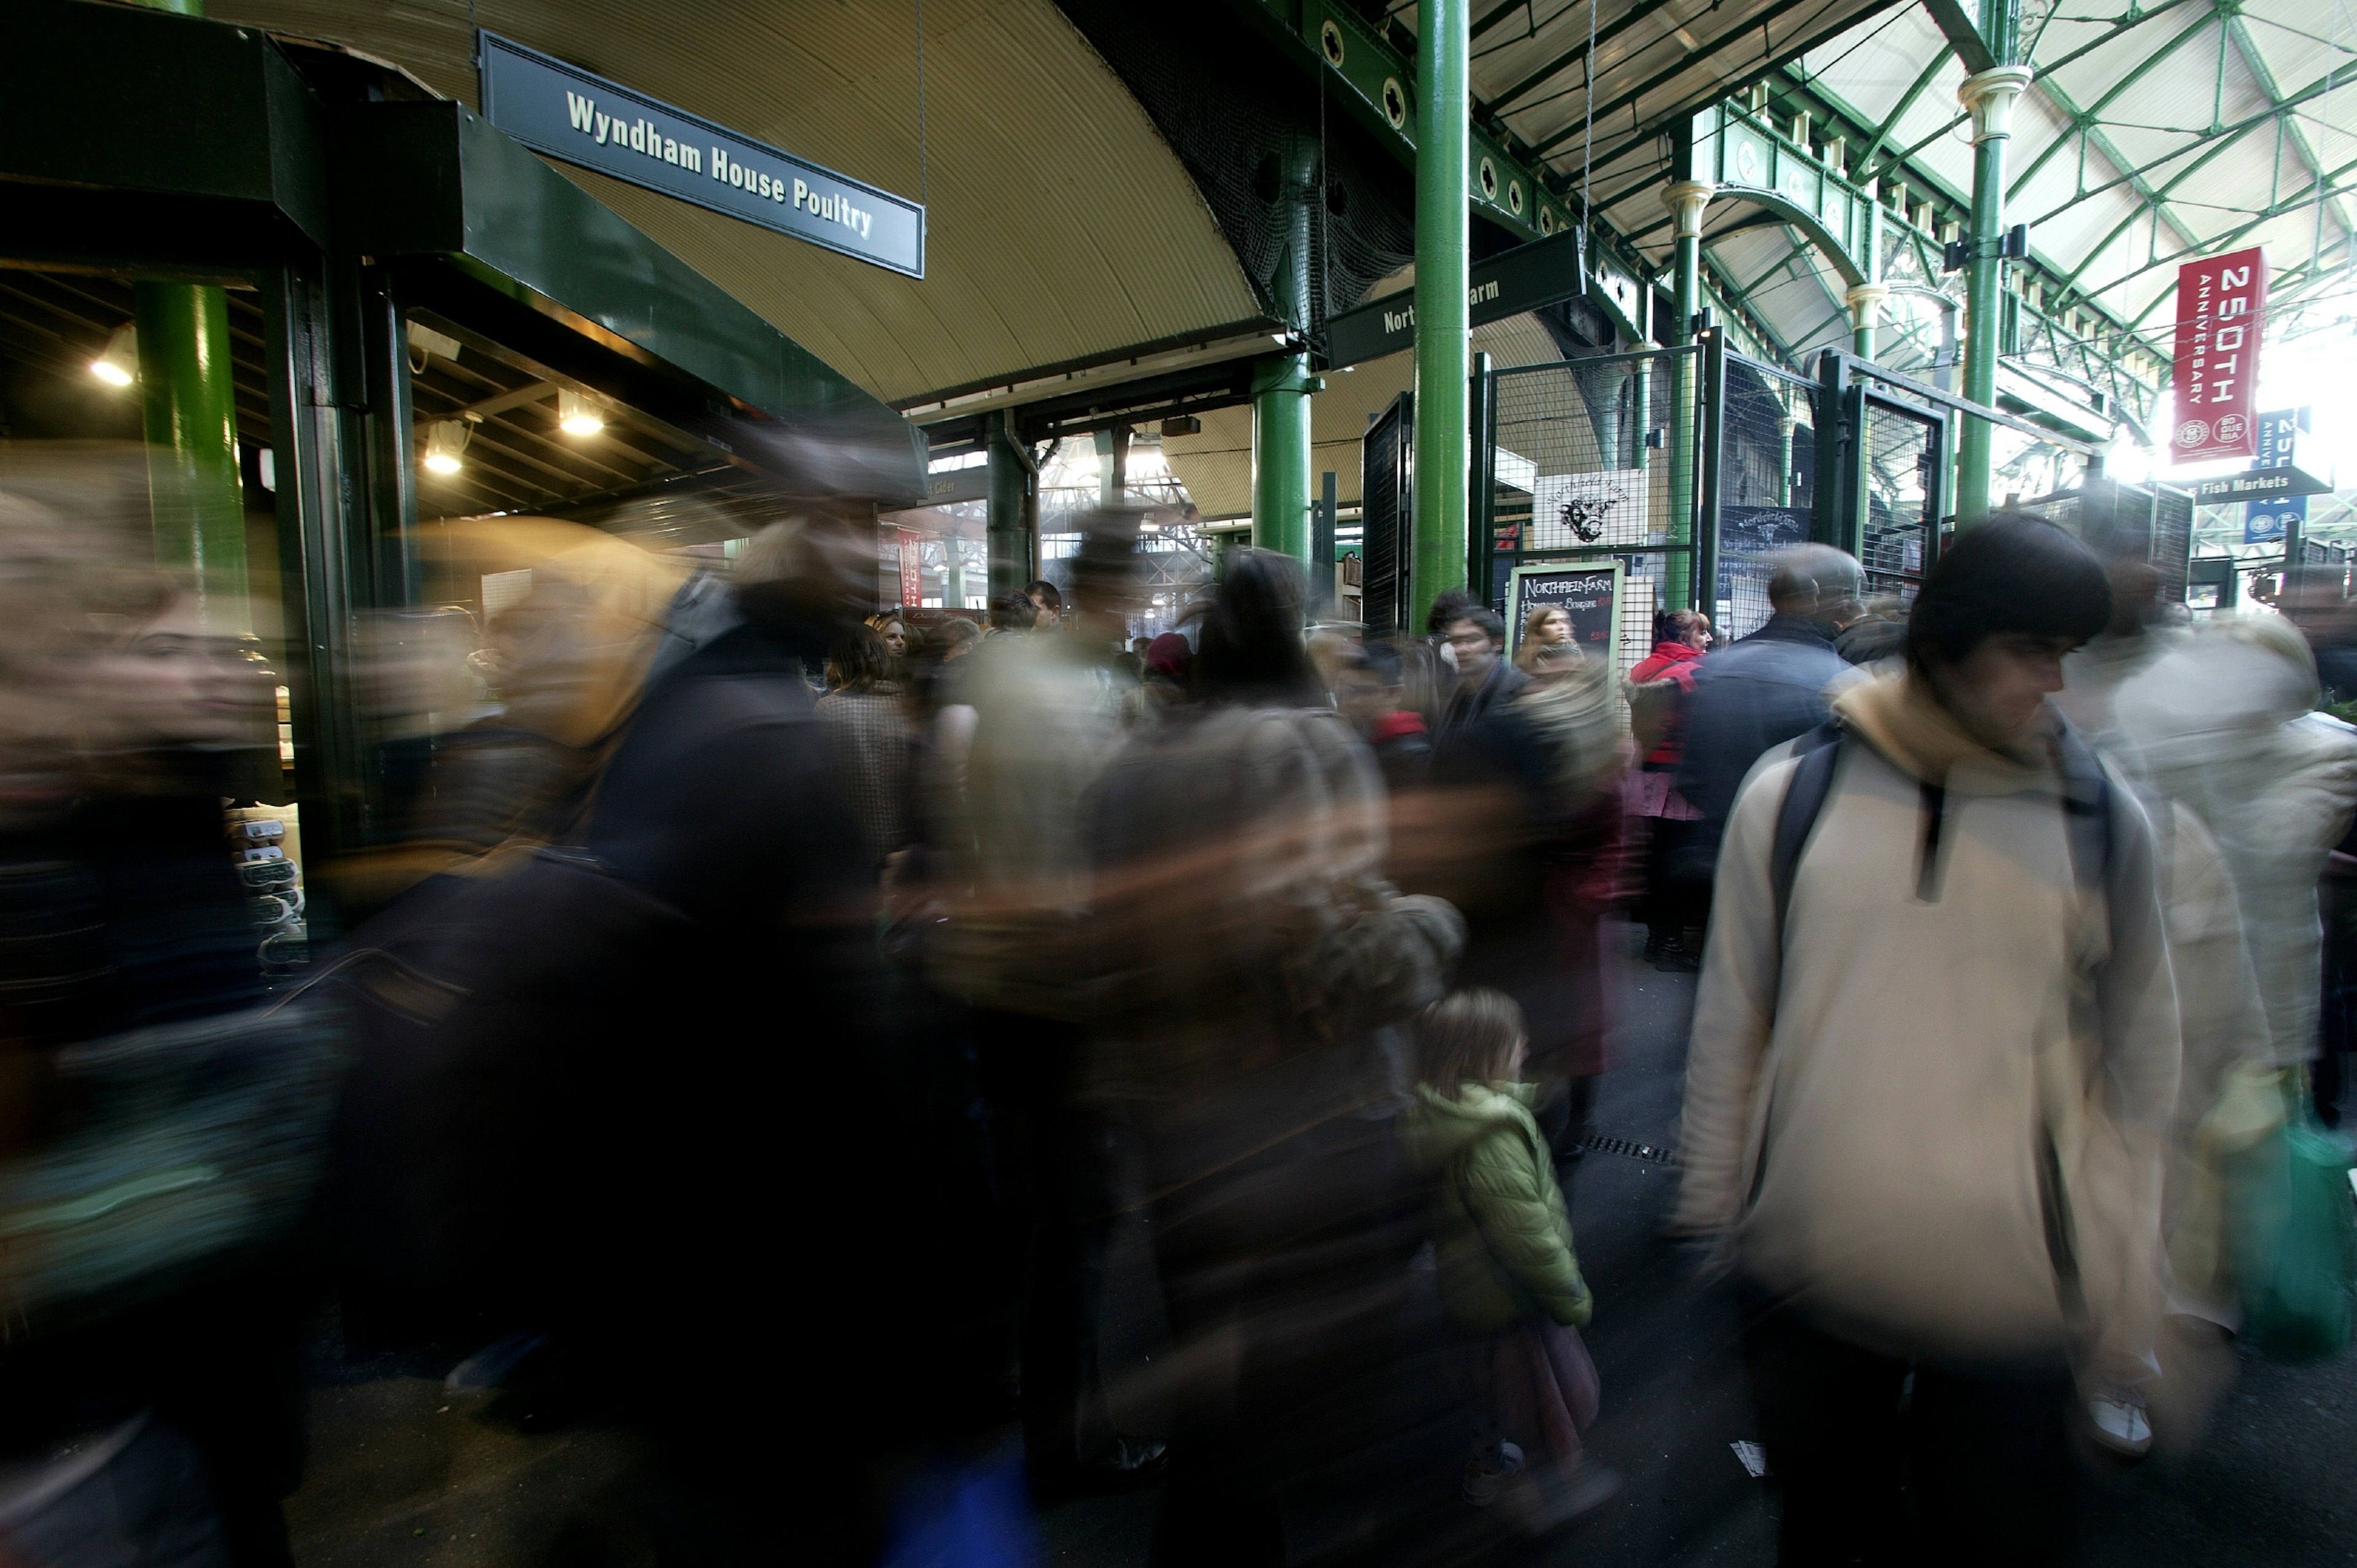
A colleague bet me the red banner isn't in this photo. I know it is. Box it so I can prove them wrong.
[897,528,923,608]
[2170,246,2267,463]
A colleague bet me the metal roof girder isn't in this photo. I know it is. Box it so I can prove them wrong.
[1853,44,1956,187]
[1523,0,1843,157]
[1676,104,1875,287]
[2218,9,2357,248]
[2022,72,2206,260]
[2019,74,2352,234]
[1227,0,1643,252]
[1484,0,1660,117]
[2005,4,2223,200]
[2116,147,2357,323]
[2049,105,2280,295]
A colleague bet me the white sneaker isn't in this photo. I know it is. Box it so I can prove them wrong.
[2088,1391,2153,1459]
[1461,1441,1525,1506]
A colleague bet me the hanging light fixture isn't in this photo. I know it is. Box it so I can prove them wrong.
[421,420,470,475]
[557,387,604,438]
[90,323,137,388]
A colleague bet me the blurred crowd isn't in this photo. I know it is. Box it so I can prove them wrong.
[0,465,2354,1568]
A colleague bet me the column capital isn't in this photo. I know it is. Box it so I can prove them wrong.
[1662,180,1717,238]
[1843,281,1891,326]
[1957,65,2035,144]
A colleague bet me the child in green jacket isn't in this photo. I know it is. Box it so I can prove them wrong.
[1401,988,1612,1520]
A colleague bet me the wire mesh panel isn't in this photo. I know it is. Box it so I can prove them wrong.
[1717,355,1817,641]
[2150,486,2194,604]
[1857,395,1937,602]
[1487,348,1699,685]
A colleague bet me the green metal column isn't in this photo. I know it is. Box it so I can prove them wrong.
[1252,356,1315,563]
[944,532,969,611]
[1253,129,1319,570]
[134,282,247,625]
[128,0,246,628]
[986,411,1034,601]
[1411,0,1470,629]
[1956,0,2030,524]
[1845,282,1889,362]
[1663,182,1713,612]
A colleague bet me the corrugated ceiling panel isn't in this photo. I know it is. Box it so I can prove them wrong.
[211,0,1259,405]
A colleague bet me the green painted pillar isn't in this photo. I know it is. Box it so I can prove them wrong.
[943,531,969,611]
[1956,0,2030,525]
[1411,0,1469,629]
[130,0,245,630]
[1252,131,1318,570]
[1662,181,1713,612]
[1252,355,1316,563]
[986,412,1033,602]
[1846,282,1889,362]
[134,282,247,628]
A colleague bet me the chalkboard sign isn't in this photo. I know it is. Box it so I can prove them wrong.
[1507,561,1623,662]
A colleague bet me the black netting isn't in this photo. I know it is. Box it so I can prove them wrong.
[1717,355,1816,640]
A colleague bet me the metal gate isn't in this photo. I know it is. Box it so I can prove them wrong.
[1719,352,1818,640]
[1359,340,2113,658]
[1359,391,1412,635]
[1481,344,1706,682]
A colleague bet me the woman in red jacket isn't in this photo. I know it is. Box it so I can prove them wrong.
[1625,609,1712,969]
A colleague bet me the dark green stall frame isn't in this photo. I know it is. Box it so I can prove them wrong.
[0,0,922,900]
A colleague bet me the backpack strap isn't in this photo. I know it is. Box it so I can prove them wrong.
[2051,721,2112,899]
[1771,722,1844,941]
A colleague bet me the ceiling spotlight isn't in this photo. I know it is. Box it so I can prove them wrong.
[90,323,137,388]
[421,420,470,475]
[557,387,604,437]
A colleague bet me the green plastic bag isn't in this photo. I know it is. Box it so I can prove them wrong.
[2224,1073,2357,1362]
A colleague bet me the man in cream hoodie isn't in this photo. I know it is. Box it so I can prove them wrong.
[1673,519,2181,1567]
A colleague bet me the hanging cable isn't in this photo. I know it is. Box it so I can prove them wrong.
[1580,0,1598,227]
[915,0,929,210]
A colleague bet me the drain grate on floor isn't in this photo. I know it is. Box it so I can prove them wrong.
[1574,1134,1678,1164]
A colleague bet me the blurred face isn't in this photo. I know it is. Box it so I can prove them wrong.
[1506,1035,1528,1081]
[1444,619,1500,682]
[1028,590,1058,628]
[93,599,275,750]
[1926,631,2076,746]
[1334,666,1393,727]
[1684,616,1714,651]
[1533,608,1571,647]
[877,620,907,659]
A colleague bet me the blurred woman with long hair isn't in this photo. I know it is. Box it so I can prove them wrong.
[1088,549,1465,1562]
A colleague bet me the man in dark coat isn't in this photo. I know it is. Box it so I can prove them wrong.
[1672,546,1865,894]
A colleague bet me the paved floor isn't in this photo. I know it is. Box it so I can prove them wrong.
[281,923,2357,1565]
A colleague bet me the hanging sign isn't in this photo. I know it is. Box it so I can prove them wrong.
[2169,246,2265,463]
[2196,466,2329,503]
[897,528,923,608]
[1506,560,1623,657]
[1326,229,1590,368]
[477,33,925,277]
[2245,407,2310,545]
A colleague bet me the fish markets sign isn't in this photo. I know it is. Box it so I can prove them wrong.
[478,33,925,277]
